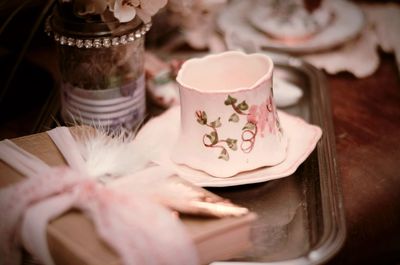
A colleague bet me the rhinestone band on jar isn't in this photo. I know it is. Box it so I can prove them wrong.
[46,21,152,49]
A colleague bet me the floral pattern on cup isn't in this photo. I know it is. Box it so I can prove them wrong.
[246,94,282,136]
[196,94,282,161]
[224,95,256,154]
[195,110,238,161]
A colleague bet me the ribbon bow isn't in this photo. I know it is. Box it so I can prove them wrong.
[0,127,199,265]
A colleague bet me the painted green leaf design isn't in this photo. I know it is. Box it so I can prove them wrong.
[210,117,222,128]
[197,118,206,125]
[229,113,239,123]
[224,95,237,105]
[238,101,249,111]
[226,138,238,151]
[206,131,218,145]
[243,122,256,131]
[218,148,229,161]
[196,111,207,125]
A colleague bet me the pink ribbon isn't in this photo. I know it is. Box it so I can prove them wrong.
[0,128,199,265]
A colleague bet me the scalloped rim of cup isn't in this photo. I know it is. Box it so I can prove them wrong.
[176,51,274,94]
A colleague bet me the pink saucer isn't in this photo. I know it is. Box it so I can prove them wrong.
[134,106,322,187]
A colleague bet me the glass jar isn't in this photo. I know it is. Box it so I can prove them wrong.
[48,5,151,131]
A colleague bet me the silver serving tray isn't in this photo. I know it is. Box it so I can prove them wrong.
[35,52,346,265]
[208,53,346,265]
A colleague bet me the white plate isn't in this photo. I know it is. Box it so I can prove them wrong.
[218,0,364,54]
[134,106,322,187]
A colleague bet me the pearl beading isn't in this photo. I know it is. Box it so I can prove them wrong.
[45,18,152,49]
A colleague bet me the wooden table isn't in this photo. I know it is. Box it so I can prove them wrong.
[327,52,400,264]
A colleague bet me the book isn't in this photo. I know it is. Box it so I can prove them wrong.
[0,129,256,265]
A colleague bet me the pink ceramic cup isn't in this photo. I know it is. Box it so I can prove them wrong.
[172,51,288,178]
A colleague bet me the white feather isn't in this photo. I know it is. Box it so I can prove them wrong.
[47,125,247,217]
[76,126,151,181]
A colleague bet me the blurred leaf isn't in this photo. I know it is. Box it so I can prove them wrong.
[224,95,237,105]
[218,148,229,161]
[226,138,238,151]
[210,117,222,128]
[196,111,207,124]
[243,122,256,131]
[238,101,249,111]
[229,113,239,122]
[206,131,218,145]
